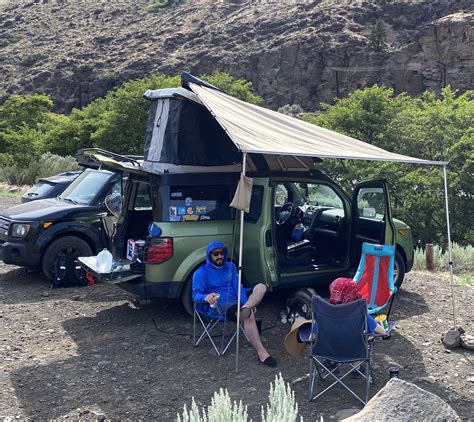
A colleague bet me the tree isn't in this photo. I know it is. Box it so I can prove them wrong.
[368,18,388,52]
[301,86,474,247]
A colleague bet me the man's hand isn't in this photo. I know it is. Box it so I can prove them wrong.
[205,293,219,305]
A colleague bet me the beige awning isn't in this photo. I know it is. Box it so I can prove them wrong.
[189,83,447,166]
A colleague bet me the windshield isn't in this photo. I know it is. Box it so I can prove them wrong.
[60,169,112,205]
[294,182,344,208]
[26,181,56,197]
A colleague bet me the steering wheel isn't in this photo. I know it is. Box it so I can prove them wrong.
[276,202,295,226]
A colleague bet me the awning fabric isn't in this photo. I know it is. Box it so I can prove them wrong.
[188,82,447,166]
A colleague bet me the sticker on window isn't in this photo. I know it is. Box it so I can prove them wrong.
[177,207,187,215]
[171,192,183,198]
[169,206,177,216]
[186,207,194,215]
[182,214,200,222]
[195,206,206,215]
[185,197,193,206]
[169,215,181,222]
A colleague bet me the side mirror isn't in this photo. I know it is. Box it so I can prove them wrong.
[362,207,376,218]
[104,193,123,217]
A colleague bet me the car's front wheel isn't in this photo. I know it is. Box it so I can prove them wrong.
[394,251,406,290]
[41,236,93,281]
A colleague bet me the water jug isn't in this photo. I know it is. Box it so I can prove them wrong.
[96,248,113,272]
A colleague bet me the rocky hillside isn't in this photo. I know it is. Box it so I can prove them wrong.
[0,0,472,113]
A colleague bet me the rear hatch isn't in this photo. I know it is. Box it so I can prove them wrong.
[77,149,148,282]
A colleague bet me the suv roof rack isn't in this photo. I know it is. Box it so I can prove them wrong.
[76,148,143,169]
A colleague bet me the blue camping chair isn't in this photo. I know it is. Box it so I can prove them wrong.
[353,243,397,317]
[309,296,374,405]
[193,302,247,357]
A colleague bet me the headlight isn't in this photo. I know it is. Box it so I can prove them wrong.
[11,223,31,238]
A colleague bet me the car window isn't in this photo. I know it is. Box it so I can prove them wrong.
[274,185,288,206]
[60,170,112,205]
[165,185,235,222]
[357,187,385,220]
[134,182,152,211]
[301,183,343,208]
[26,181,56,196]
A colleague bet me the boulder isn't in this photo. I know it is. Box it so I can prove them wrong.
[343,378,460,422]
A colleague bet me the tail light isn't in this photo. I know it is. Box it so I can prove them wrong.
[144,237,173,264]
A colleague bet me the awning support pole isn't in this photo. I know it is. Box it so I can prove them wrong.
[443,165,456,329]
[236,152,247,373]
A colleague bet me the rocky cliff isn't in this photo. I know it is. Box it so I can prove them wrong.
[0,0,472,113]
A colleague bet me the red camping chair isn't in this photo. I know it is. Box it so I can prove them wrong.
[353,243,397,317]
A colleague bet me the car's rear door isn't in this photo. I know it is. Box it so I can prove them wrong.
[350,179,396,266]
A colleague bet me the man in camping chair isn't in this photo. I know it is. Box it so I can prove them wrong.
[192,241,277,367]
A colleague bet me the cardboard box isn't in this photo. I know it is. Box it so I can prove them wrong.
[126,239,146,261]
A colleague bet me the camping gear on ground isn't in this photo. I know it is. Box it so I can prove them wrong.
[308,295,375,405]
[353,243,397,318]
[51,254,88,288]
[389,367,400,379]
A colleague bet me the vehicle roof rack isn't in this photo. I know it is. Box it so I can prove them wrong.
[76,148,143,169]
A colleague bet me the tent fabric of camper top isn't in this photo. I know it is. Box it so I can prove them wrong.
[185,80,447,166]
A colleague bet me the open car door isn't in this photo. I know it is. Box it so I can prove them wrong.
[350,179,396,267]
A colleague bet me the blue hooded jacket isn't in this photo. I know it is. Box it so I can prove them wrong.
[192,241,248,317]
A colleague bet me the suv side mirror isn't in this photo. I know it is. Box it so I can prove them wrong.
[104,193,123,217]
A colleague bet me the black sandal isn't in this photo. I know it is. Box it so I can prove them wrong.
[261,356,277,368]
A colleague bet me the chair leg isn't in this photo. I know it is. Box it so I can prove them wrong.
[365,360,370,404]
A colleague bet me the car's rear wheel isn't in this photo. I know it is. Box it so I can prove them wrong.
[41,236,93,281]
[394,251,406,290]
[181,277,194,317]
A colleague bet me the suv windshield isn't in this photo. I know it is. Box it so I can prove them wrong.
[60,169,112,205]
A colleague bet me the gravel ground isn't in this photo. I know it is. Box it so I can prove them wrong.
[1,195,473,421]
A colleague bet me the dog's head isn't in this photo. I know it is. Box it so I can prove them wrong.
[286,301,309,324]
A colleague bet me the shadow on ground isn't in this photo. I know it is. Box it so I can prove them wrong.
[10,293,472,421]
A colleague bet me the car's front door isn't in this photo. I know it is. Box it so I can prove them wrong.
[241,180,278,287]
[350,179,396,266]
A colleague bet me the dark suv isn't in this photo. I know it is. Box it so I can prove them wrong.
[0,167,126,280]
[21,171,82,203]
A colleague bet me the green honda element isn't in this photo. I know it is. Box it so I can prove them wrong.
[80,156,413,316]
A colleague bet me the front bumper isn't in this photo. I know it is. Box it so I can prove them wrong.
[0,240,42,267]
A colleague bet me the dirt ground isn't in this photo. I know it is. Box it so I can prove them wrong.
[1,195,473,421]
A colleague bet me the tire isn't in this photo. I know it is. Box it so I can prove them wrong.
[394,250,406,290]
[181,277,194,317]
[41,236,93,281]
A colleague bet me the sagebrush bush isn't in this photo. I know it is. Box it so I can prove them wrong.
[413,243,474,273]
[177,374,300,422]
[0,152,79,186]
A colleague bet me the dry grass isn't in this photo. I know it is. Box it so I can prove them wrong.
[0,182,30,196]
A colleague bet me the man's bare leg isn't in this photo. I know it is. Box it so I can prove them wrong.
[240,284,270,361]
[243,312,270,362]
[242,283,267,310]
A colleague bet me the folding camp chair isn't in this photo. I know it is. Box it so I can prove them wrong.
[309,296,374,405]
[193,303,247,357]
[353,243,397,318]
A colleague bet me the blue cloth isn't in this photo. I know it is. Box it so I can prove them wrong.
[300,314,379,342]
[192,241,248,319]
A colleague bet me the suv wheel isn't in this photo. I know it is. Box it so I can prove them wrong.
[42,236,93,281]
[181,277,194,317]
[394,251,406,290]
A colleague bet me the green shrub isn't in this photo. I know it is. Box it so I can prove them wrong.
[177,374,300,422]
[146,0,173,13]
[0,152,78,186]
[278,104,304,116]
[413,243,474,273]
